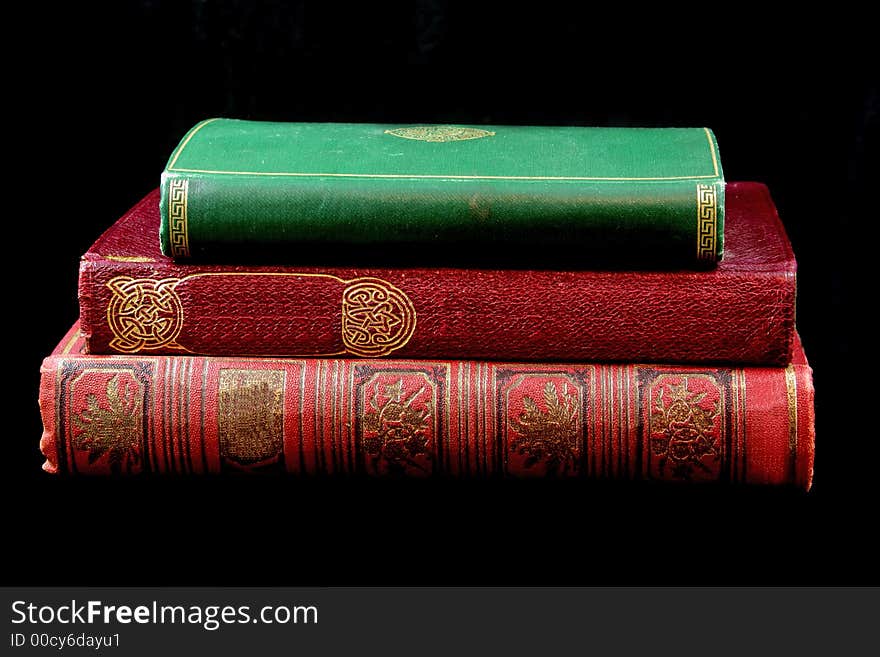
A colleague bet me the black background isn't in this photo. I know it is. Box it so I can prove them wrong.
[7,2,876,584]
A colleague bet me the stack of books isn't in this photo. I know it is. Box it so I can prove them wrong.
[39,120,813,487]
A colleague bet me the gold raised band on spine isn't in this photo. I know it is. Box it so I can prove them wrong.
[168,178,190,258]
[785,365,798,474]
[696,184,717,261]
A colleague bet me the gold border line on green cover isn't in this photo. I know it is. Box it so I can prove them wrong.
[167,123,720,181]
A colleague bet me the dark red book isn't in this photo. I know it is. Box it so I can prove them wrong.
[79,182,796,365]
[41,323,814,488]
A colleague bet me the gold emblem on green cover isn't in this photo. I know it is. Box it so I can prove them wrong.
[106,276,185,352]
[342,277,416,357]
[218,369,285,465]
[696,184,717,261]
[384,126,496,142]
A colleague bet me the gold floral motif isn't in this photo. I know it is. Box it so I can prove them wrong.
[384,126,496,142]
[72,374,142,474]
[218,370,284,465]
[361,378,433,475]
[342,278,416,357]
[650,377,721,479]
[509,381,580,476]
[106,276,185,352]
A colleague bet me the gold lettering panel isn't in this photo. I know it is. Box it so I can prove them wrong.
[218,369,285,465]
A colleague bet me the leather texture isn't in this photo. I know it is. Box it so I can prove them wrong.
[160,119,725,266]
[41,323,814,489]
[81,182,795,365]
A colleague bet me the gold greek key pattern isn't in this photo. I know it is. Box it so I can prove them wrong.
[168,178,190,258]
[696,184,717,261]
[218,369,285,465]
[342,277,416,357]
[106,277,185,352]
[384,126,496,142]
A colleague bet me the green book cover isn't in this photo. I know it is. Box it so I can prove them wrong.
[160,119,724,266]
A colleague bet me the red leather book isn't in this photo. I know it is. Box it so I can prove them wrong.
[40,323,814,488]
[79,182,796,365]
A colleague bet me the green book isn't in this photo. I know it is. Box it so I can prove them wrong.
[160,119,724,266]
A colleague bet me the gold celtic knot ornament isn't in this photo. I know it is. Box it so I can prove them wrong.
[106,276,184,352]
[342,278,416,357]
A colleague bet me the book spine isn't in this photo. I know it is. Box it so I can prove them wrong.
[78,259,795,365]
[159,173,724,266]
[40,353,814,488]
